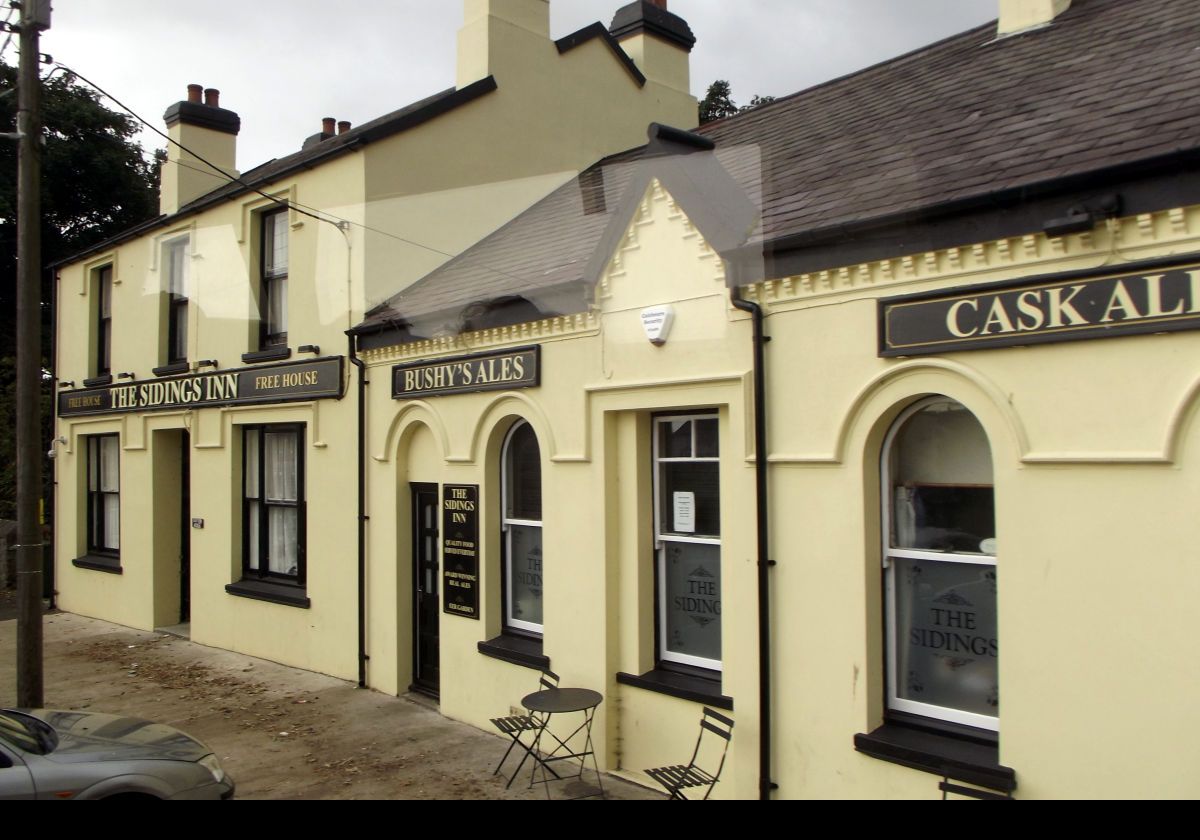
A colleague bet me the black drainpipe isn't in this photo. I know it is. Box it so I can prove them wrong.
[730,283,776,801]
[347,331,368,688]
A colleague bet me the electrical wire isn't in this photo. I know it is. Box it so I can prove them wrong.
[54,61,546,290]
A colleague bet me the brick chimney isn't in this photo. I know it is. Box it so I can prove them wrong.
[160,84,241,215]
[609,1,695,98]
[998,0,1071,37]
[457,0,551,88]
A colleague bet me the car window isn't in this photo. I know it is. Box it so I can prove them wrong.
[0,712,52,755]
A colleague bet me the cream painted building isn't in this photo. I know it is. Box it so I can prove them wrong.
[51,0,697,683]
[52,0,1200,799]
[350,0,1200,799]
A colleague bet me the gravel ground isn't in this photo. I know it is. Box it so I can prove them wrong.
[0,605,661,800]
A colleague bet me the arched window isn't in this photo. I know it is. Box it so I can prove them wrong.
[882,397,997,731]
[502,421,543,636]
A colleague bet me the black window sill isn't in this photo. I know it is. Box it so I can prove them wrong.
[478,634,549,671]
[153,362,191,377]
[72,554,122,575]
[616,667,733,711]
[242,347,291,364]
[225,578,310,609]
[82,376,112,388]
[854,722,1015,794]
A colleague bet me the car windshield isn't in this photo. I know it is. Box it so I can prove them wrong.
[0,711,57,755]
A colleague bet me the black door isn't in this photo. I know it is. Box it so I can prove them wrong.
[411,484,439,695]
[180,431,191,623]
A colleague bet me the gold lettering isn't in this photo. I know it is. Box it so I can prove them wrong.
[1143,274,1184,318]
[981,298,1016,335]
[1100,280,1143,323]
[1046,285,1089,328]
[946,299,979,338]
[1016,290,1045,332]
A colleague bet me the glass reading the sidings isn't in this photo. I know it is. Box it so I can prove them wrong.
[654,414,722,672]
[883,397,998,731]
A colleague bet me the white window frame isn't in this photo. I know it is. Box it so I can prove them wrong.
[501,420,543,636]
[653,412,722,672]
[881,396,998,731]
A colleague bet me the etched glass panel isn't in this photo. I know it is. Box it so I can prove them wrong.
[893,557,998,717]
[508,524,543,626]
[662,542,721,663]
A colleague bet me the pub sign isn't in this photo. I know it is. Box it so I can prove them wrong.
[442,484,480,620]
[880,259,1200,356]
[393,346,539,400]
[58,358,345,417]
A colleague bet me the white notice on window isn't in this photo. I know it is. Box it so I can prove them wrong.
[673,491,696,534]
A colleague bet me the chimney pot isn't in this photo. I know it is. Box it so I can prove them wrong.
[322,117,336,135]
[187,84,203,104]
[204,88,220,107]
[338,120,351,135]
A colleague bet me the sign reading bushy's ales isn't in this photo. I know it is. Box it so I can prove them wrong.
[393,347,539,399]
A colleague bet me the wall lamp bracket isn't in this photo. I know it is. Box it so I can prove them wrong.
[117,372,136,380]
[298,345,321,355]
[197,359,219,369]
[57,380,75,389]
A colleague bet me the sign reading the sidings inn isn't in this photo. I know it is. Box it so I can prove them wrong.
[58,358,344,417]
[442,484,480,620]
[393,346,539,400]
[880,259,1200,356]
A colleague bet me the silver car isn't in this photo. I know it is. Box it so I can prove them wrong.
[0,708,234,800]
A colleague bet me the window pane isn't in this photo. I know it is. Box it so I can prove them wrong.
[268,506,298,576]
[891,401,995,553]
[99,437,120,492]
[244,430,260,499]
[172,303,188,361]
[102,493,120,551]
[247,500,260,571]
[267,277,288,340]
[660,419,692,458]
[505,423,542,521]
[694,418,719,458]
[264,432,298,502]
[508,524,543,626]
[661,461,720,537]
[893,557,998,718]
[168,241,187,297]
[662,541,721,663]
[88,439,98,492]
[99,268,112,317]
[265,212,288,275]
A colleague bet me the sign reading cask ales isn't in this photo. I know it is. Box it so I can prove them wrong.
[442,484,480,620]
[393,346,539,399]
[58,358,344,417]
[879,259,1200,356]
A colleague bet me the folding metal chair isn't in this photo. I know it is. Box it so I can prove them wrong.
[489,669,559,787]
[939,768,1016,800]
[645,707,734,800]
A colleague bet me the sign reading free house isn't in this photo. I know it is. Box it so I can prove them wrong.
[880,259,1200,356]
[392,346,539,399]
[58,358,345,417]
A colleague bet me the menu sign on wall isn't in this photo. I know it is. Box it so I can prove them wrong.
[442,484,480,620]
[880,260,1200,356]
[393,346,539,400]
[58,358,344,417]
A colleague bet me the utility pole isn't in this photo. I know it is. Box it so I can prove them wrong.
[14,0,51,709]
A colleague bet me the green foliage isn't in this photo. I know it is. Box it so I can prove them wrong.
[699,80,738,124]
[0,62,160,524]
[699,80,776,124]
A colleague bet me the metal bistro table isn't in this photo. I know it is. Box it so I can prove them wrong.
[521,686,605,799]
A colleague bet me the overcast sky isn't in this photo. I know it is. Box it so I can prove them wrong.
[33,1,999,171]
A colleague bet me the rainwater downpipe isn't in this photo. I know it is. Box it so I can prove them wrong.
[730,284,776,801]
[348,331,368,688]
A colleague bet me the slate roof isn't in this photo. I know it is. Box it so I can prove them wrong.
[357,0,1200,342]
